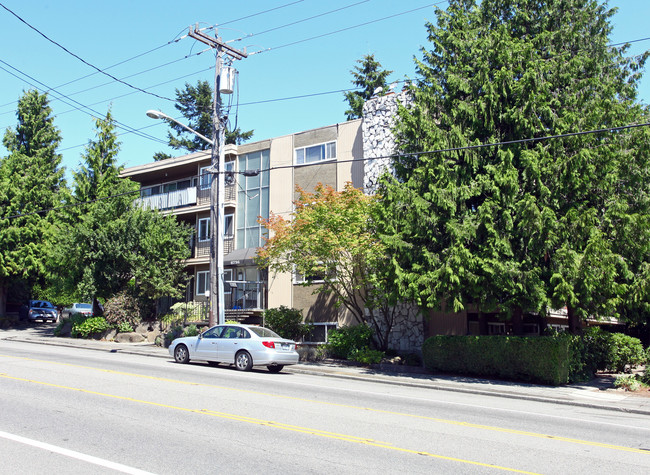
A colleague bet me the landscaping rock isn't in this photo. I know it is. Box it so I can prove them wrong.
[114,332,146,343]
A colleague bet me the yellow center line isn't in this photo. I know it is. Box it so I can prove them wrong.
[2,353,648,455]
[0,372,538,474]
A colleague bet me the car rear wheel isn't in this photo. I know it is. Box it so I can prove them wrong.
[174,344,190,364]
[267,365,284,373]
[235,351,253,371]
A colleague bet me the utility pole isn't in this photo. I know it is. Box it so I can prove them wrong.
[188,24,247,327]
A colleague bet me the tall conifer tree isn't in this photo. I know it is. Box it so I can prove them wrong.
[0,90,64,315]
[383,0,650,332]
[344,54,393,120]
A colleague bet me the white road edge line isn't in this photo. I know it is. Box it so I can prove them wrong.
[0,430,156,475]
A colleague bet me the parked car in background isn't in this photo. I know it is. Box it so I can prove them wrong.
[169,324,299,373]
[19,300,58,323]
[61,303,93,318]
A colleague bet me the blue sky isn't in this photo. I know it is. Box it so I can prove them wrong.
[0,0,648,177]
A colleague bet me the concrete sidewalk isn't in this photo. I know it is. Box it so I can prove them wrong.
[4,332,650,416]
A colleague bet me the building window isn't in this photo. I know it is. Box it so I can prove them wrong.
[304,322,338,343]
[522,323,539,335]
[163,179,191,193]
[224,213,234,238]
[198,218,210,242]
[200,166,212,190]
[295,141,336,165]
[140,185,160,197]
[196,271,209,295]
[224,269,233,294]
[237,150,270,249]
[488,322,506,335]
[294,266,327,284]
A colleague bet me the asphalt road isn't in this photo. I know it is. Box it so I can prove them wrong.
[1,337,649,474]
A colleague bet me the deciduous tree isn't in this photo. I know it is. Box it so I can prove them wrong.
[258,183,405,350]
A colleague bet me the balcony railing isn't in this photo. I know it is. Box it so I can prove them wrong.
[138,188,197,210]
[225,281,266,311]
[138,183,235,212]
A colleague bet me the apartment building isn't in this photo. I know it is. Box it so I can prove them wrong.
[120,119,363,339]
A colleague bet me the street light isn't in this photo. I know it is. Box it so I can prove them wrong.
[146,109,225,327]
[145,110,214,145]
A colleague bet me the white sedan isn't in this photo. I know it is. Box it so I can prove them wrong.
[62,303,93,318]
[168,324,299,373]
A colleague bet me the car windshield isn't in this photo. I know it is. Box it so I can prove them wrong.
[249,327,281,338]
[76,304,92,309]
[32,301,55,309]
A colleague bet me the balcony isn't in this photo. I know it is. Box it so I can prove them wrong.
[138,187,197,211]
[193,236,234,258]
[138,183,236,212]
[225,281,266,311]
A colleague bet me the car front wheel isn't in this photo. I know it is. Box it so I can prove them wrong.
[267,365,284,373]
[235,351,253,371]
[174,344,190,364]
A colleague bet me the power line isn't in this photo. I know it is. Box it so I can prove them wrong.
[0,2,175,103]
[217,0,306,27]
[250,2,447,55]
[0,59,168,145]
[261,121,650,172]
[230,0,371,43]
[1,168,253,220]
[5,120,649,221]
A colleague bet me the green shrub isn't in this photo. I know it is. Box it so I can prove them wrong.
[104,291,142,329]
[349,347,384,365]
[53,320,65,336]
[422,335,571,386]
[116,321,134,333]
[163,325,184,348]
[639,370,650,386]
[577,328,646,373]
[326,324,373,360]
[183,325,200,337]
[165,301,207,325]
[71,317,109,338]
[606,333,646,372]
[264,306,313,341]
[614,374,642,391]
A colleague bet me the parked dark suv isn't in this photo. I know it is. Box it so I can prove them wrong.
[19,300,58,323]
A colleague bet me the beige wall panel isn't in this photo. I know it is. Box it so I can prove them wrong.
[267,269,294,310]
[268,136,294,215]
[336,119,363,190]
[293,284,338,323]
[265,136,294,310]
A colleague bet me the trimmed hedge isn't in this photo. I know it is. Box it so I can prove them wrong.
[422,335,571,386]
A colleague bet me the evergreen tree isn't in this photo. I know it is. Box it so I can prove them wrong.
[0,90,65,315]
[383,0,650,333]
[344,54,392,120]
[48,110,191,313]
[72,109,123,203]
[156,80,253,158]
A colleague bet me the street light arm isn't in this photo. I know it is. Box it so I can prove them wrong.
[146,110,214,146]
